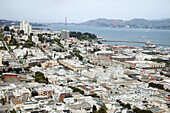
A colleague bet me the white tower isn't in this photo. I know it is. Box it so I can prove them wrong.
[20,21,32,34]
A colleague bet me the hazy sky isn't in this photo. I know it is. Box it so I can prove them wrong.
[1,0,170,23]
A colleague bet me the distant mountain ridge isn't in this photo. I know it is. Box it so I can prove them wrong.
[76,18,170,29]
[0,19,44,27]
[1,18,170,29]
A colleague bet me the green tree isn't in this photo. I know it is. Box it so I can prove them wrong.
[8,67,13,72]
[9,36,18,45]
[132,108,153,113]
[93,105,97,113]
[0,98,6,105]
[35,71,49,84]
[30,33,33,36]
[10,109,16,113]
[37,63,41,67]
[24,67,29,72]
[73,49,81,53]
[20,30,24,35]
[124,103,131,109]
[38,34,44,43]
[0,76,5,81]
[13,68,22,74]
[2,61,9,66]
[69,44,72,48]
[87,94,100,98]
[31,90,38,97]
[35,71,44,77]
[97,107,107,113]
[10,29,15,33]
[4,26,10,31]
[160,71,164,75]
[69,86,84,95]
[149,82,164,90]
[13,38,17,45]
[69,31,97,41]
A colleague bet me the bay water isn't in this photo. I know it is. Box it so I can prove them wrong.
[46,25,170,47]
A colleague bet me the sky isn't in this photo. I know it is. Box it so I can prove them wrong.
[1,0,170,23]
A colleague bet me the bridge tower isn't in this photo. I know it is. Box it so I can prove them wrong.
[65,17,67,26]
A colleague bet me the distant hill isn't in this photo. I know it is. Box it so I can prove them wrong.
[1,18,170,30]
[0,19,44,27]
[76,18,170,29]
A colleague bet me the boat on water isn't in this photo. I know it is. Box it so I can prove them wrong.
[142,44,157,49]
[143,40,157,49]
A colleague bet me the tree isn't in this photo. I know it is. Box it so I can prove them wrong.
[69,31,97,41]
[38,34,44,43]
[87,94,100,98]
[132,108,141,113]
[69,44,72,48]
[4,26,10,31]
[35,71,44,77]
[20,30,24,35]
[13,38,17,45]
[149,82,164,90]
[160,71,164,75]
[10,109,16,113]
[132,108,153,113]
[3,61,9,66]
[10,29,15,33]
[8,67,13,72]
[35,71,49,84]
[69,86,84,95]
[30,33,33,36]
[9,36,18,45]
[0,76,5,81]
[0,98,6,105]
[31,90,38,97]
[17,30,20,35]
[2,68,6,73]
[97,107,107,113]
[93,105,97,113]
[124,103,131,109]
[13,68,22,74]
[37,63,41,67]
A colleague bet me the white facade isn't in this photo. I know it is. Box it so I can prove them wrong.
[0,41,4,47]
[20,21,32,34]
[0,52,2,65]
[61,30,69,39]
[32,36,39,43]
[125,61,166,69]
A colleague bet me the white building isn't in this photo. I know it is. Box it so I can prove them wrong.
[125,61,166,69]
[32,36,39,43]
[20,21,32,34]
[61,30,69,39]
[0,52,2,65]
[0,41,4,47]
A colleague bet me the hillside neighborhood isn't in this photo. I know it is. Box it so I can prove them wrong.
[0,21,170,113]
